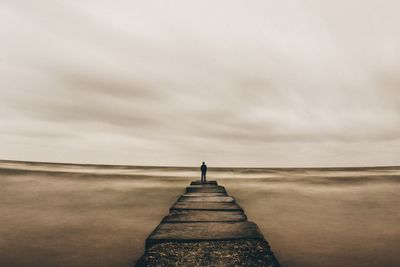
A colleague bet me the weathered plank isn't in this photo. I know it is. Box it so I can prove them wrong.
[186,185,226,193]
[190,180,218,185]
[178,195,235,203]
[136,240,280,267]
[146,221,263,249]
[183,192,227,197]
[162,210,247,223]
[170,201,243,212]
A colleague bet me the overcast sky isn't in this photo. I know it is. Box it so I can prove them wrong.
[1,0,399,167]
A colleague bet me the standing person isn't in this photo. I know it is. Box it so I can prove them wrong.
[201,162,207,183]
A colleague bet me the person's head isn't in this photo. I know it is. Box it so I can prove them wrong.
[202,162,205,165]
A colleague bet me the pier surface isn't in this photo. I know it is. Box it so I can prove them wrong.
[135,180,280,267]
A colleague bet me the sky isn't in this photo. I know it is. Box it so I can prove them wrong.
[1,0,399,167]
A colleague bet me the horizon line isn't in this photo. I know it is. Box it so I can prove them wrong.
[1,158,399,170]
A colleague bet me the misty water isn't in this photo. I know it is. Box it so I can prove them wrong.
[1,161,399,267]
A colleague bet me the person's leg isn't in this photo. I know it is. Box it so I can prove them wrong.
[201,172,204,182]
[204,172,206,182]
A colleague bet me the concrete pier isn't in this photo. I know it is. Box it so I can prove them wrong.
[135,180,280,267]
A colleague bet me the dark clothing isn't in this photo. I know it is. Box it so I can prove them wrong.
[201,164,207,173]
[201,172,206,182]
[201,164,207,182]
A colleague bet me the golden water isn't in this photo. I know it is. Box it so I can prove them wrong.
[1,161,399,267]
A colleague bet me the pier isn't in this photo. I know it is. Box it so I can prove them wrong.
[136,180,280,266]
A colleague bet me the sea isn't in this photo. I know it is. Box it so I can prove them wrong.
[1,160,399,267]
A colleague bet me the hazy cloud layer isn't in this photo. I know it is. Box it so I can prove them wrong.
[1,0,400,167]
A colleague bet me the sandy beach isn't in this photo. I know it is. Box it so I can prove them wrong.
[1,160,399,267]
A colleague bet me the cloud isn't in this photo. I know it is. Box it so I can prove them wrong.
[0,0,400,167]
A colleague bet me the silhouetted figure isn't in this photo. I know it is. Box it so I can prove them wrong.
[201,162,207,183]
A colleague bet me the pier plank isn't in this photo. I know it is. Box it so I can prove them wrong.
[190,180,218,185]
[186,186,226,193]
[162,210,246,223]
[171,201,243,211]
[183,192,226,197]
[178,195,235,203]
[146,221,263,248]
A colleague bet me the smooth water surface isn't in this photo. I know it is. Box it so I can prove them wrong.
[1,160,399,267]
